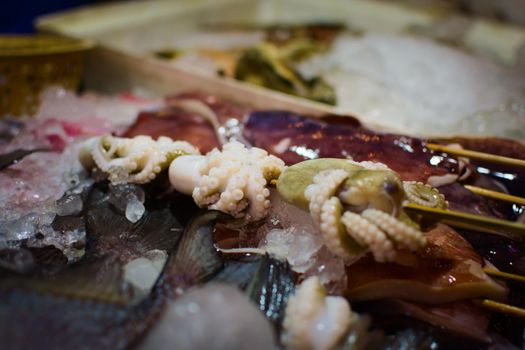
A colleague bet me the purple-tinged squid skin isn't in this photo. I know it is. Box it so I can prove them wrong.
[243,111,459,183]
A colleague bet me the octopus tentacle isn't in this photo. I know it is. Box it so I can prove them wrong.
[305,169,349,224]
[245,171,272,220]
[361,209,427,251]
[341,211,396,263]
[403,181,448,209]
[320,197,366,261]
[346,159,391,171]
[208,168,251,218]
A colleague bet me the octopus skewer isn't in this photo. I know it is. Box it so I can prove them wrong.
[276,158,442,263]
[79,134,200,184]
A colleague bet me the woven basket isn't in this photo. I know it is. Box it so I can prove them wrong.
[0,35,94,117]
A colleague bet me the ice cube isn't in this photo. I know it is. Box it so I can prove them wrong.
[258,190,323,273]
[304,247,347,294]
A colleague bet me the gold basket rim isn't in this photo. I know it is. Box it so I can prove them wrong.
[0,34,95,57]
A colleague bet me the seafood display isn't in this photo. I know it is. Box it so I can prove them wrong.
[2,89,525,350]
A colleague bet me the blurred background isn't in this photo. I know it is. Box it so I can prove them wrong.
[1,0,107,33]
[3,0,525,33]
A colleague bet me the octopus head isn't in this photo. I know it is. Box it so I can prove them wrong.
[338,169,404,216]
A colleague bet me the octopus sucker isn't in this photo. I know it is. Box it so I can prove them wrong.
[170,141,285,221]
[80,135,199,184]
[277,158,429,263]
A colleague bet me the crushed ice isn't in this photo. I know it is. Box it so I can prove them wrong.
[257,190,347,290]
[0,87,156,266]
[298,33,525,138]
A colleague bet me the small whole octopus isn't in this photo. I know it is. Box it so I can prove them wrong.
[277,158,447,262]
[168,140,286,221]
[79,134,199,184]
[80,135,446,263]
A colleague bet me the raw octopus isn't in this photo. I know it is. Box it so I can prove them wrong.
[276,158,438,262]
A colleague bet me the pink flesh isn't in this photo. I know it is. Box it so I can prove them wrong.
[123,108,221,154]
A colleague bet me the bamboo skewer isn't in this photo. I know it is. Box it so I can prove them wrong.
[403,203,525,237]
[426,143,525,169]
[464,185,525,206]
[484,269,525,284]
[479,300,525,319]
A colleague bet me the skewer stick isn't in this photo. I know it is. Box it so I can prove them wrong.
[484,269,525,284]
[426,143,525,169]
[403,203,525,237]
[464,185,525,206]
[479,300,525,318]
